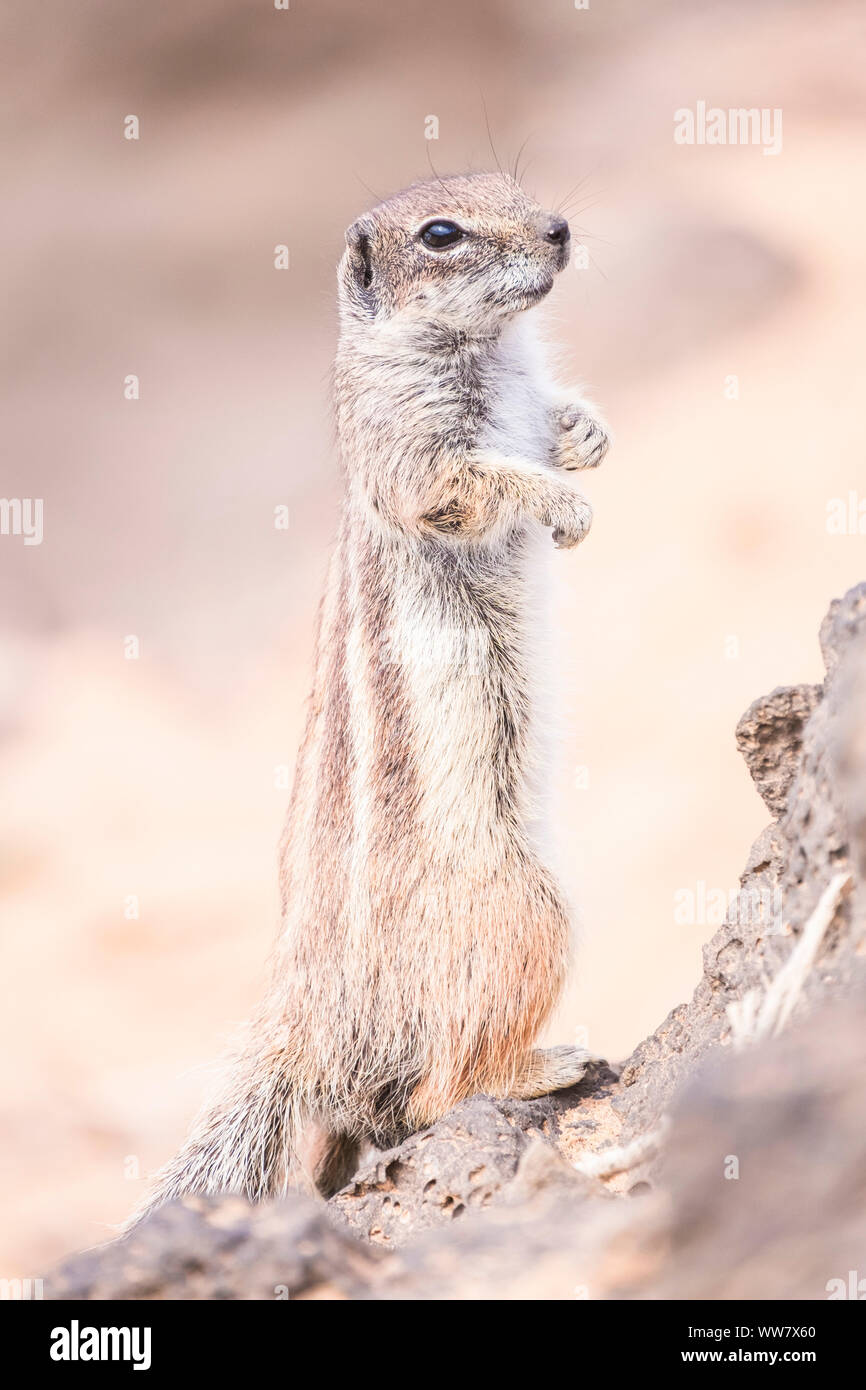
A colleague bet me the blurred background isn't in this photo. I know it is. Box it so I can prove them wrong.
[1,0,865,1274]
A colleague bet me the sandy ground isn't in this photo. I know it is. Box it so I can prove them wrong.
[1,0,865,1273]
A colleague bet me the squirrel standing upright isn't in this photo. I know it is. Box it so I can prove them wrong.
[139,171,610,1212]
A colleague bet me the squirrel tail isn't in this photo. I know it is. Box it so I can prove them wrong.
[125,1040,328,1230]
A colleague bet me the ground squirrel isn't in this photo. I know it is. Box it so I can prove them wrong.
[139,172,610,1212]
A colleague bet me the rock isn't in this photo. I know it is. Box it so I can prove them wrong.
[328,1062,619,1247]
[47,582,866,1300]
[637,993,866,1300]
[819,583,866,677]
[47,1192,382,1301]
[352,991,866,1300]
[735,684,821,817]
[614,581,866,1148]
[51,992,866,1301]
[329,1095,535,1248]
[835,641,866,892]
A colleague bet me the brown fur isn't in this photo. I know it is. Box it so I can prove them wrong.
[134,172,609,1217]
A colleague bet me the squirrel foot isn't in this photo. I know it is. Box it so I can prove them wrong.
[511,1044,595,1099]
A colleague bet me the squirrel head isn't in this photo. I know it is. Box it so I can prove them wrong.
[337,172,570,336]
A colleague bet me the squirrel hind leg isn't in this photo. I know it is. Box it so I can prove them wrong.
[296,1122,361,1198]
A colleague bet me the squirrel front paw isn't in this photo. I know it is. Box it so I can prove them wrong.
[553,404,610,471]
[548,488,593,550]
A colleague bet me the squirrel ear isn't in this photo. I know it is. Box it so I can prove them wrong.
[343,219,377,311]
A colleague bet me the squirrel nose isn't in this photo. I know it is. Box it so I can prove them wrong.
[544,215,570,247]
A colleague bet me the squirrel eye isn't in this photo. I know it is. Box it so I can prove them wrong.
[419,219,465,249]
